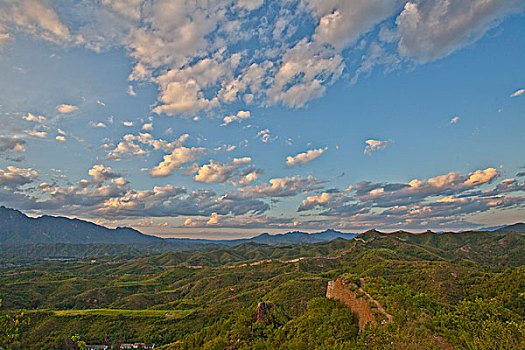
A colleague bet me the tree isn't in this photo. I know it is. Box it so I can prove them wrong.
[71,335,87,350]
[0,298,30,349]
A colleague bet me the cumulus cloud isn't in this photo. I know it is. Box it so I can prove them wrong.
[55,135,66,143]
[294,166,524,230]
[256,129,274,143]
[306,0,398,51]
[23,113,46,124]
[394,0,525,63]
[222,110,251,125]
[142,123,153,131]
[231,175,323,199]
[105,132,190,161]
[149,146,207,177]
[0,0,71,44]
[510,88,524,97]
[106,136,147,161]
[0,166,37,187]
[89,121,107,128]
[2,0,522,120]
[56,104,79,113]
[193,157,263,186]
[286,147,327,167]
[0,136,26,152]
[364,139,390,155]
[87,165,123,184]
[299,192,335,211]
[122,121,134,127]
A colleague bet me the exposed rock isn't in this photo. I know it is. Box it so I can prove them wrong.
[326,278,377,331]
[255,301,275,324]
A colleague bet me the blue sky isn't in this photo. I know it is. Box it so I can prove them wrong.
[0,0,524,238]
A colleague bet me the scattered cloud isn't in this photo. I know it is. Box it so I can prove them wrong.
[394,0,525,63]
[0,136,26,152]
[510,88,524,97]
[0,166,37,187]
[286,147,327,167]
[231,175,323,199]
[24,130,48,138]
[193,157,262,186]
[55,135,66,143]
[256,129,275,143]
[122,121,134,127]
[23,113,46,124]
[364,139,390,155]
[222,110,251,126]
[149,146,207,178]
[450,116,460,124]
[56,104,78,113]
[0,0,71,45]
[89,121,107,128]
[127,85,136,96]
[142,123,153,131]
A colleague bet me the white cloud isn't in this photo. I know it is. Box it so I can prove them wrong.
[25,130,48,138]
[256,129,274,143]
[510,88,524,97]
[0,0,71,44]
[149,146,207,177]
[286,147,327,167]
[307,0,398,51]
[56,135,66,143]
[235,0,264,11]
[89,121,107,128]
[23,113,46,124]
[127,85,137,96]
[364,139,390,155]
[88,164,122,184]
[233,175,323,199]
[0,136,26,152]
[122,121,134,127]
[142,123,153,131]
[394,0,525,63]
[299,192,335,211]
[193,157,255,184]
[56,104,79,113]
[450,116,460,124]
[101,0,143,21]
[267,39,344,108]
[96,100,106,106]
[0,166,37,187]
[222,110,251,126]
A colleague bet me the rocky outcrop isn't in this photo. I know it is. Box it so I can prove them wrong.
[326,278,377,331]
[255,301,276,324]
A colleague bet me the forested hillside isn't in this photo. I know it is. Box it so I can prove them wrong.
[1,230,524,349]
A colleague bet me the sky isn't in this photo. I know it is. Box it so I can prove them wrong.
[0,0,524,239]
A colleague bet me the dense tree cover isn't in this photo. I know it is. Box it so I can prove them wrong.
[0,299,30,349]
[0,231,524,348]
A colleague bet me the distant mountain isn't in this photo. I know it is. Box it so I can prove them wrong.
[166,229,358,246]
[0,206,161,245]
[492,223,525,235]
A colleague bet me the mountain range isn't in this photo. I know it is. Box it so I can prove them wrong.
[0,206,523,247]
[0,206,160,245]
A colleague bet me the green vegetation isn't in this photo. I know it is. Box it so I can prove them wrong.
[1,231,524,349]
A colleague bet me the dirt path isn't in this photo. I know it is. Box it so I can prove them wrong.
[359,278,393,324]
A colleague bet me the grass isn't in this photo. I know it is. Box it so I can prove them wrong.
[46,308,195,319]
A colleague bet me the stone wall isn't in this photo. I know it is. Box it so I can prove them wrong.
[326,278,377,331]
